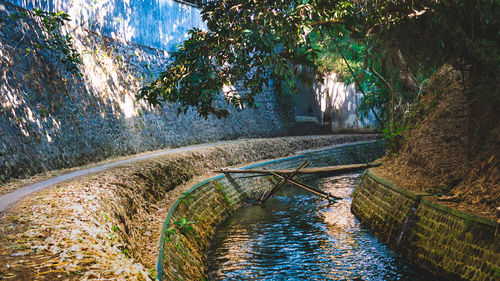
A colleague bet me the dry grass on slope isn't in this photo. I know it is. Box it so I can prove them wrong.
[377,65,499,219]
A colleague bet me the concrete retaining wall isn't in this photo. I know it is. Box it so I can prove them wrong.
[0,0,292,183]
[157,141,384,280]
[4,0,204,51]
[352,169,500,281]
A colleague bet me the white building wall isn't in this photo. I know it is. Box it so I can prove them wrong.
[296,72,377,131]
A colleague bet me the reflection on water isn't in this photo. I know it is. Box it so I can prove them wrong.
[207,173,437,281]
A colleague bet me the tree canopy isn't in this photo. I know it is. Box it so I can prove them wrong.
[137,0,499,123]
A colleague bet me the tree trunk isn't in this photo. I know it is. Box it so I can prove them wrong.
[391,47,419,93]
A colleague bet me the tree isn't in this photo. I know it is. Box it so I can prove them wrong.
[137,0,352,118]
[137,0,499,126]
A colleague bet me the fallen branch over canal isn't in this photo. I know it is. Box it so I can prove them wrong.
[216,162,376,203]
[215,163,379,175]
[268,171,342,202]
[259,160,309,203]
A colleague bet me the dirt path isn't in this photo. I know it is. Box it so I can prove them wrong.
[0,139,249,214]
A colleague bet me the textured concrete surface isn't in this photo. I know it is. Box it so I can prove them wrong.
[0,1,293,183]
[352,169,500,281]
[4,0,204,51]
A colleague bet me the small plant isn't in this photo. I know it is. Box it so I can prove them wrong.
[39,105,48,118]
[175,217,194,235]
[382,121,408,151]
[179,192,194,205]
[121,247,130,258]
[493,266,500,278]
[148,268,156,280]
[165,226,176,242]
[213,181,231,206]
[9,12,27,20]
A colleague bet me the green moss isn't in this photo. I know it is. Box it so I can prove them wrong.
[212,180,232,207]
[179,192,196,206]
[443,233,454,243]
[265,175,278,184]
[492,266,500,277]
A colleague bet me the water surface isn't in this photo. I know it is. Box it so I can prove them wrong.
[207,173,437,281]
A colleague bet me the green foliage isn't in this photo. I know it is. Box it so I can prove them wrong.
[213,181,231,205]
[138,0,349,118]
[12,9,82,75]
[120,247,130,258]
[174,217,194,235]
[493,266,500,278]
[165,217,194,246]
[165,225,176,242]
[381,122,407,151]
[315,36,366,82]
[358,0,499,106]
[179,192,195,205]
[148,268,157,280]
[138,0,499,128]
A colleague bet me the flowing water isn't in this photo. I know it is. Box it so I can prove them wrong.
[207,172,437,281]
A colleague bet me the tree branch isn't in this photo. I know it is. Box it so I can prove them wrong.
[309,19,343,26]
[334,41,385,128]
[390,46,419,92]
[370,65,392,92]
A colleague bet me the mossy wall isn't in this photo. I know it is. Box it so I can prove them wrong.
[158,141,384,281]
[352,170,500,281]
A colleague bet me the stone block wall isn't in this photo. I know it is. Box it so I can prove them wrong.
[0,0,293,183]
[4,0,205,51]
[158,141,384,281]
[352,169,500,281]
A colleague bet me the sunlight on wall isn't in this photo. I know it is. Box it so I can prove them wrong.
[316,73,377,129]
[296,71,377,130]
[7,0,205,51]
[0,0,289,183]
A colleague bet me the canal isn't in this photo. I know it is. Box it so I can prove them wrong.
[207,172,437,280]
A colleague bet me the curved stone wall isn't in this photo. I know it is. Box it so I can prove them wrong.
[157,141,384,280]
[0,1,292,183]
[352,169,500,281]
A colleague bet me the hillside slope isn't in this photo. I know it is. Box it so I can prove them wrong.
[377,65,499,219]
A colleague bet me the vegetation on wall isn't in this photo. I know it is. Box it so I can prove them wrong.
[10,9,82,75]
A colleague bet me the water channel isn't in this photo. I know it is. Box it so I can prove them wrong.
[207,172,437,281]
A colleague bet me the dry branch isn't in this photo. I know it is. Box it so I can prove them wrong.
[215,163,378,175]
